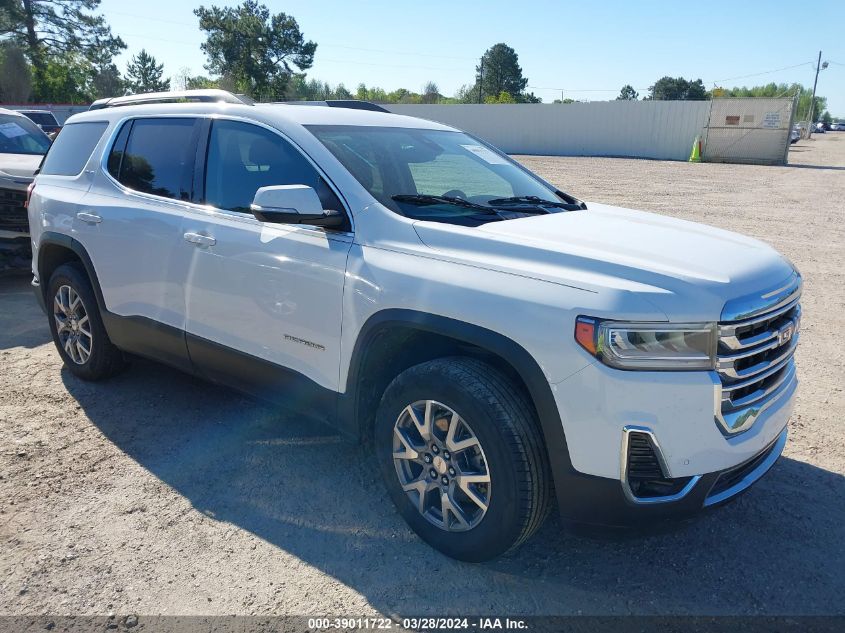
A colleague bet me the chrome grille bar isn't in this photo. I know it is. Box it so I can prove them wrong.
[719,300,801,351]
[717,334,799,381]
[715,272,801,435]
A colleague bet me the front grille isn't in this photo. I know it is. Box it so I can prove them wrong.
[716,287,801,434]
[0,187,29,233]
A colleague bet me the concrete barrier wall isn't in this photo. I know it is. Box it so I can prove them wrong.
[386,101,712,161]
[3,100,713,161]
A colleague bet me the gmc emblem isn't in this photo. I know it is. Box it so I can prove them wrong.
[778,323,795,346]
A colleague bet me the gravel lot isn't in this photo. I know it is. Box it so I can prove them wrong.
[2,135,843,618]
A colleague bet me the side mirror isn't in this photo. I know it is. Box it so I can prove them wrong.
[250,185,344,228]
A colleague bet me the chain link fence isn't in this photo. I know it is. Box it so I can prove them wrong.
[702,97,797,165]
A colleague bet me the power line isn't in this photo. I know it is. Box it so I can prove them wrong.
[118,34,469,72]
[318,44,474,61]
[318,57,467,73]
[110,10,475,61]
[709,61,814,84]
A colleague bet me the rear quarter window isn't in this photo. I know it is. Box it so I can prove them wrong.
[40,122,109,176]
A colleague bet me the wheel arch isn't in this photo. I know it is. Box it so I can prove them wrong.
[37,232,107,314]
[341,309,577,480]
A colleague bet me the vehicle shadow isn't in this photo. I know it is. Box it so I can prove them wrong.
[0,273,52,350]
[60,359,845,616]
[787,164,845,171]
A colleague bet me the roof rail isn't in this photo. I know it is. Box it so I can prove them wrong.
[281,100,390,113]
[88,89,253,111]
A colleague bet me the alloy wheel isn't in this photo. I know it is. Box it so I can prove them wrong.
[392,400,491,531]
[53,284,93,365]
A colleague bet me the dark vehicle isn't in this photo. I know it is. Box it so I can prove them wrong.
[17,110,62,137]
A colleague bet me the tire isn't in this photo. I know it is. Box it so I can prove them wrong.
[374,357,552,562]
[47,262,125,381]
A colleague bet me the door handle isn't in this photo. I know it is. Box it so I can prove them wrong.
[183,232,216,247]
[76,211,102,224]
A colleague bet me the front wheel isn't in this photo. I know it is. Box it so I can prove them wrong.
[374,357,552,561]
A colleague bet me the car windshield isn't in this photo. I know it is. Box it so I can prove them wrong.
[308,125,580,226]
[0,114,52,155]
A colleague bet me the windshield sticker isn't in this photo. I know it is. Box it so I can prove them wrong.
[460,144,509,165]
[0,122,29,139]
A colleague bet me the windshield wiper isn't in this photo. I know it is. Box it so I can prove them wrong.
[392,194,498,214]
[486,195,578,210]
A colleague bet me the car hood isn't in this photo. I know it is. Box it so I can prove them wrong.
[0,153,41,183]
[412,202,795,321]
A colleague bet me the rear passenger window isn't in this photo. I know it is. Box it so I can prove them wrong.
[114,118,197,200]
[40,122,108,176]
[204,120,342,214]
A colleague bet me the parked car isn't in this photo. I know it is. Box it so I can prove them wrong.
[0,107,52,272]
[16,109,62,138]
[830,122,845,131]
[813,122,826,134]
[790,127,801,143]
[28,91,800,561]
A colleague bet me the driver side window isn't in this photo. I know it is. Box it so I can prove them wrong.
[204,120,343,215]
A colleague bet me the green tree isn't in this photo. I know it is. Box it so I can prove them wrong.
[194,0,316,100]
[37,53,94,102]
[616,84,639,100]
[3,0,124,100]
[722,83,826,123]
[188,75,219,90]
[473,43,529,103]
[421,81,439,104]
[125,49,169,93]
[648,76,709,100]
[0,45,32,102]
[484,90,517,104]
[91,62,123,98]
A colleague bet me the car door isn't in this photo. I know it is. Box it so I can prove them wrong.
[77,116,202,370]
[181,118,353,409]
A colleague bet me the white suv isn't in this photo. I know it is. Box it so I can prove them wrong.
[28,92,800,561]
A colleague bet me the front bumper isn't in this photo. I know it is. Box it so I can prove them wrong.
[548,347,795,526]
[0,232,31,273]
[556,426,787,527]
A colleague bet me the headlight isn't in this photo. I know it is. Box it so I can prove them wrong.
[575,317,717,370]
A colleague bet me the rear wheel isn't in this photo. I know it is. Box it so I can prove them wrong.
[375,357,551,561]
[47,263,125,381]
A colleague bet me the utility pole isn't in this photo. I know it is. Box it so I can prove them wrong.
[807,50,828,139]
[478,58,484,104]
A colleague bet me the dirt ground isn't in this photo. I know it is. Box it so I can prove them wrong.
[1,135,843,618]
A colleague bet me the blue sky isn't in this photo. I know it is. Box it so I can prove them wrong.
[100,0,845,114]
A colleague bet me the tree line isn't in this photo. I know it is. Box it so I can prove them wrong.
[0,0,832,120]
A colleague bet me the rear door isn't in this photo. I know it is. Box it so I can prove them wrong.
[77,116,202,369]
